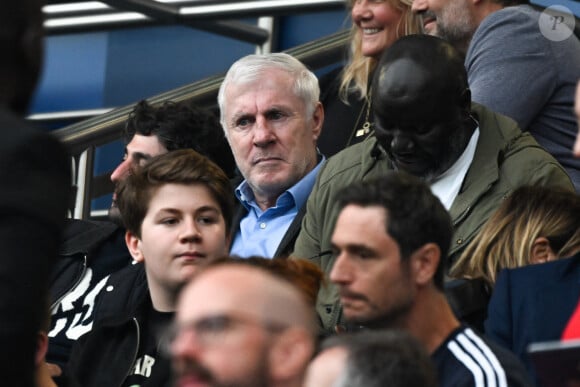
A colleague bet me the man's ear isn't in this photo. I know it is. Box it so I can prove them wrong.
[125,230,144,263]
[268,328,314,384]
[530,237,557,264]
[410,243,440,287]
[311,102,324,141]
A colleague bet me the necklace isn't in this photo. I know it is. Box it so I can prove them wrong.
[355,88,372,138]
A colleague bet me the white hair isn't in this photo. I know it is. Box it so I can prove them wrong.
[217,53,320,133]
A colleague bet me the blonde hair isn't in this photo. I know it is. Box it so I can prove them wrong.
[339,0,422,102]
[450,186,580,286]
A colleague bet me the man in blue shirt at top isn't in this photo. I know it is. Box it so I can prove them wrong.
[218,53,325,259]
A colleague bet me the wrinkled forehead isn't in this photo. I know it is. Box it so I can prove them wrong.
[372,58,463,125]
[227,67,294,91]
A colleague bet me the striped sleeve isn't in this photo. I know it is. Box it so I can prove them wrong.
[447,327,508,387]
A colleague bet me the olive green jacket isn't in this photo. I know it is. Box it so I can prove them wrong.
[293,103,574,332]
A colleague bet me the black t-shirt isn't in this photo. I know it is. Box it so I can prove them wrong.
[122,308,173,387]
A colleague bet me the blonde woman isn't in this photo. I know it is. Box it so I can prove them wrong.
[318,0,422,156]
[451,185,580,287]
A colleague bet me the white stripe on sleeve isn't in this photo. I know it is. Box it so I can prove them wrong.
[456,332,497,387]
[448,340,485,387]
[464,328,508,387]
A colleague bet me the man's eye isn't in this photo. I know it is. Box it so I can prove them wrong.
[198,216,217,225]
[161,218,178,225]
[267,111,284,120]
[197,316,231,334]
[355,249,375,259]
[236,117,253,127]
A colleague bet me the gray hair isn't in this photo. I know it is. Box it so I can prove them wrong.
[217,52,320,132]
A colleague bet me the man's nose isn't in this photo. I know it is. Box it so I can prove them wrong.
[329,253,353,284]
[171,329,203,360]
[180,218,202,243]
[110,159,130,184]
[253,118,276,147]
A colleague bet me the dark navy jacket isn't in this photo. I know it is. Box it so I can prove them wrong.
[485,253,580,383]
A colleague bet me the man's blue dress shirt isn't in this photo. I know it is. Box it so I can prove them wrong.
[230,159,324,258]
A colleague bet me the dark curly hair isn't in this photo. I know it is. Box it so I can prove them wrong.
[124,100,236,177]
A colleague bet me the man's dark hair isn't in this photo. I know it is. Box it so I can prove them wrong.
[335,172,452,290]
[124,100,236,177]
[320,330,438,387]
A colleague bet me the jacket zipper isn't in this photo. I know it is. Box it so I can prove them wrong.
[120,317,141,387]
[50,254,88,310]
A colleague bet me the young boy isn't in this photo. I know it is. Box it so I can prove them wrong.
[67,149,234,387]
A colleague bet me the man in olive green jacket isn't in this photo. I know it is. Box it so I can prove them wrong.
[293,35,574,333]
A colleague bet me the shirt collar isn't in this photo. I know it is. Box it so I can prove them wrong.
[235,157,325,211]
